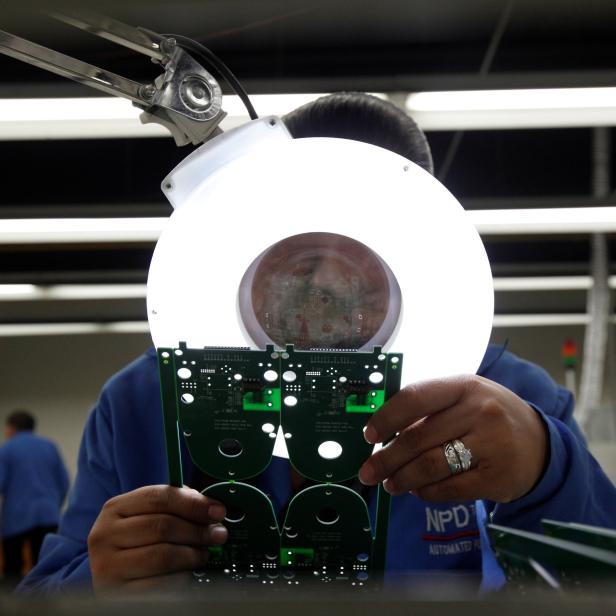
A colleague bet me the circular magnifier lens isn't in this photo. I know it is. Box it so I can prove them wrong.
[238,232,401,350]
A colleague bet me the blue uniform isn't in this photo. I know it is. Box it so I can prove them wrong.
[18,345,616,592]
[0,432,69,538]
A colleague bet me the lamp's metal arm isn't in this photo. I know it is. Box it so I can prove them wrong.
[51,9,165,61]
[0,30,145,103]
[0,11,226,146]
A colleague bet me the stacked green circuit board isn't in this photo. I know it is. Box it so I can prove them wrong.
[488,520,616,591]
[158,343,403,586]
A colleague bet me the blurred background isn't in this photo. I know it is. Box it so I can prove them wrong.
[0,0,615,486]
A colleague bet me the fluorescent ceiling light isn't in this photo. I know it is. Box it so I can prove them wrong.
[492,314,595,327]
[406,87,616,130]
[0,284,36,296]
[407,87,616,111]
[2,207,616,245]
[2,87,616,140]
[0,94,328,140]
[468,207,616,234]
[0,217,166,243]
[0,321,151,336]
[493,276,616,291]
[1,278,613,303]
[2,315,615,337]
[0,284,147,300]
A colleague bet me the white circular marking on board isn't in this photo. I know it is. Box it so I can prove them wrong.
[263,370,278,382]
[177,367,192,379]
[283,395,298,407]
[368,371,384,384]
[318,441,343,460]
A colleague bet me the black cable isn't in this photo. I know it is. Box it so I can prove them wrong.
[163,33,258,120]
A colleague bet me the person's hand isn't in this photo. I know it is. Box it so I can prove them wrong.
[358,375,549,503]
[88,485,228,591]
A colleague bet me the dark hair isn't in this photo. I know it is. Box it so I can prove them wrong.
[283,92,433,175]
[6,409,36,432]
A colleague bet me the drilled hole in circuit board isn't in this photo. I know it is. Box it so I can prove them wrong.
[263,370,278,382]
[368,371,383,384]
[318,441,343,460]
[356,553,369,563]
[283,395,298,407]
[261,423,276,434]
[316,507,340,525]
[218,438,243,458]
[224,504,246,524]
[180,393,194,404]
[282,370,297,382]
[177,367,192,379]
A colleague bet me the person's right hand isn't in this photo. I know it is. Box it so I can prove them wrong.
[88,485,228,592]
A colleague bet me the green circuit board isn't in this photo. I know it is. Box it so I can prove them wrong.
[488,522,616,591]
[158,343,403,587]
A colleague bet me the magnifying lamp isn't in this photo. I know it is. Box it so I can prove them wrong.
[147,116,494,386]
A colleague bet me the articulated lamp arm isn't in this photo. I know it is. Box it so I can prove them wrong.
[0,9,228,145]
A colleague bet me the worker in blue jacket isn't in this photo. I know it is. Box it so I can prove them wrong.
[19,93,616,594]
[1,409,69,588]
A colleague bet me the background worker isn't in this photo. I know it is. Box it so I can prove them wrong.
[0,409,69,588]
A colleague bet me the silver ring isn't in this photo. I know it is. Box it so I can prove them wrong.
[452,439,472,472]
[443,441,462,475]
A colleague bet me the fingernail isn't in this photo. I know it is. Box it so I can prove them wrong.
[209,504,226,521]
[358,463,375,485]
[383,478,394,494]
[210,524,228,544]
[363,424,377,444]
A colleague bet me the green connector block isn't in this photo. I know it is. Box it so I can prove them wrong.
[281,547,314,567]
[346,390,385,413]
[243,387,281,411]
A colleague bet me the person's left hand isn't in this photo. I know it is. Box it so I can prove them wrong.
[358,375,549,503]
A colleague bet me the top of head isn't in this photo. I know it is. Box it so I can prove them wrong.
[282,92,434,175]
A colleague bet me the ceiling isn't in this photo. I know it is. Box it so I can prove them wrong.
[0,0,615,327]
